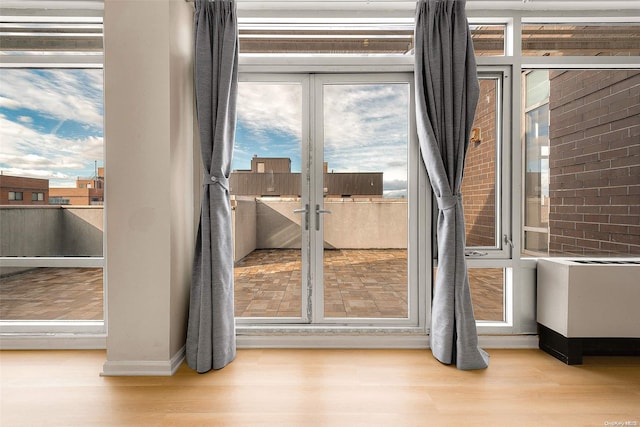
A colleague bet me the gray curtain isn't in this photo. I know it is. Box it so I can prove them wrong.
[187,0,238,373]
[414,0,489,370]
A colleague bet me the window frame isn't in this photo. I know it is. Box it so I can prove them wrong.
[463,67,513,260]
[0,55,106,337]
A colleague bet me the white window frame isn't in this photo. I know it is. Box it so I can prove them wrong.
[0,55,106,340]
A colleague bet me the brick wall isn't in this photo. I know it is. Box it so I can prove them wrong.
[462,79,497,247]
[548,70,640,256]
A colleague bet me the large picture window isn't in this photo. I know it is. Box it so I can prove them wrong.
[0,12,105,336]
[0,68,105,326]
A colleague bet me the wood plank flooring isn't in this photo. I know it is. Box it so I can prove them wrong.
[1,349,639,426]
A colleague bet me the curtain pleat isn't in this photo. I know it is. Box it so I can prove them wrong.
[187,0,238,373]
[414,0,489,370]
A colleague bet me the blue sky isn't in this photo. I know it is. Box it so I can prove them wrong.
[1,72,408,197]
[0,69,104,187]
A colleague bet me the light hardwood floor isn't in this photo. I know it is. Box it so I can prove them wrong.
[1,349,639,427]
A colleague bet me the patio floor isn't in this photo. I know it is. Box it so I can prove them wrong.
[0,249,504,322]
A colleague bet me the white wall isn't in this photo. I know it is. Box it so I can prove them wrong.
[102,0,195,376]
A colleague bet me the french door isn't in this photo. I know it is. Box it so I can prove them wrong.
[231,73,422,328]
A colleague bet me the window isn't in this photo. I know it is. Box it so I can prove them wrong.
[522,23,640,56]
[523,70,551,254]
[462,71,511,257]
[8,191,23,201]
[523,69,640,257]
[0,11,105,337]
[470,24,506,56]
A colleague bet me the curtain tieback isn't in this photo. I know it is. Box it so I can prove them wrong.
[436,194,461,211]
[204,174,229,191]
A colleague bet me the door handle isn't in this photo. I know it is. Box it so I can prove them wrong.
[315,204,332,231]
[293,204,309,230]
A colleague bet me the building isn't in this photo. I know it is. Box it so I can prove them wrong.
[49,167,104,205]
[230,156,383,198]
[0,174,49,205]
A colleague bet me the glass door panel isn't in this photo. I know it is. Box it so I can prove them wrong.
[319,79,410,320]
[231,80,307,320]
[461,75,507,252]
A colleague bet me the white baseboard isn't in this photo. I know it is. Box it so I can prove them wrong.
[0,334,106,350]
[100,345,185,377]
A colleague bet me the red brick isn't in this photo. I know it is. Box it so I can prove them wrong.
[600,147,630,161]
[600,205,631,215]
[599,241,630,253]
[600,224,628,234]
[610,215,639,225]
[584,214,609,223]
[599,186,628,197]
[575,238,600,249]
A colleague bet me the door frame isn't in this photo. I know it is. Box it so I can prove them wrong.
[235,71,429,334]
[311,73,422,327]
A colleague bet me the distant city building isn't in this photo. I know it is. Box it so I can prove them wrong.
[0,167,104,206]
[0,174,49,205]
[49,167,104,205]
[230,156,383,198]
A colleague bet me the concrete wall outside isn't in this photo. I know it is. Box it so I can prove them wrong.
[232,198,408,254]
[256,198,303,249]
[232,197,257,262]
[61,207,103,256]
[0,207,64,257]
[0,207,103,258]
[323,198,407,249]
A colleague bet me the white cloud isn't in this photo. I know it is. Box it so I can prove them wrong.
[0,69,103,129]
[0,96,21,109]
[0,116,103,181]
[322,83,409,185]
[18,116,33,123]
[237,83,301,139]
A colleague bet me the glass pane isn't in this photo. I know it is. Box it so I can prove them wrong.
[462,78,499,247]
[525,70,550,109]
[240,26,413,56]
[322,83,409,318]
[523,70,640,257]
[231,83,304,318]
[468,268,504,322]
[523,23,640,56]
[0,68,104,257]
[470,24,505,56]
[0,267,103,320]
[524,104,550,230]
[432,267,505,322]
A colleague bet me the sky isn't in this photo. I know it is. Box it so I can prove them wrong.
[235,81,409,198]
[0,71,408,197]
[0,69,104,188]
